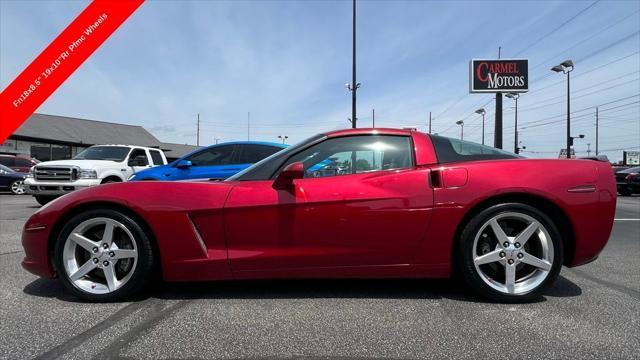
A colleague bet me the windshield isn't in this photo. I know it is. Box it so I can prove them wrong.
[74,146,130,162]
[0,164,14,173]
[227,134,325,181]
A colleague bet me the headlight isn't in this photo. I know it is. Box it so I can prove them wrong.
[128,174,136,181]
[78,169,97,179]
[26,167,34,178]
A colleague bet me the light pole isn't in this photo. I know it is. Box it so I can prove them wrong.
[587,143,591,156]
[456,120,464,141]
[551,59,574,159]
[568,134,585,158]
[278,135,288,144]
[505,93,520,154]
[475,108,486,145]
[345,0,359,129]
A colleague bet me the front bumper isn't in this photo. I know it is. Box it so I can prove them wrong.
[24,178,101,195]
[21,216,55,278]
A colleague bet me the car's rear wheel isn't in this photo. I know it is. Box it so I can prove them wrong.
[10,180,25,195]
[53,209,155,301]
[34,195,57,206]
[458,203,563,302]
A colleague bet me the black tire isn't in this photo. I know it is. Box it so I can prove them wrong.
[34,195,57,206]
[619,188,631,196]
[101,178,121,184]
[53,208,155,302]
[457,202,564,303]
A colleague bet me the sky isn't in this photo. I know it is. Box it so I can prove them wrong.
[1,0,639,161]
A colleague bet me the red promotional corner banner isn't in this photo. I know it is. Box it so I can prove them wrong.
[0,0,144,142]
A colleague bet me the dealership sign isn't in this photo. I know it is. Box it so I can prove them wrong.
[470,59,528,93]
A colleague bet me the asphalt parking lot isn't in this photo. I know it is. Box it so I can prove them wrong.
[0,194,638,359]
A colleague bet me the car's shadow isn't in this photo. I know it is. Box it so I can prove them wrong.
[23,275,582,304]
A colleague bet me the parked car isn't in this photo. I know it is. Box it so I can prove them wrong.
[0,154,39,173]
[615,166,640,196]
[21,128,616,302]
[0,164,27,194]
[128,141,286,181]
[24,145,167,205]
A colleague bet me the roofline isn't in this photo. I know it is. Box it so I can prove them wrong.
[323,127,415,137]
[31,113,149,129]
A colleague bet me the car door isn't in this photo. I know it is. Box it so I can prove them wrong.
[127,148,152,175]
[169,145,238,180]
[224,135,434,273]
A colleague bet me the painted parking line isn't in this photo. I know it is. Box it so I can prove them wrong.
[614,219,640,221]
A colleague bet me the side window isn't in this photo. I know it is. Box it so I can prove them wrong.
[430,135,518,163]
[129,149,149,166]
[186,145,235,167]
[15,158,32,167]
[149,150,164,165]
[236,145,283,164]
[0,157,14,166]
[281,135,413,178]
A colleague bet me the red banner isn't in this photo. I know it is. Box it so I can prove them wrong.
[0,0,144,142]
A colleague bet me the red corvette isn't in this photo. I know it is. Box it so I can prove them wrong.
[21,128,616,302]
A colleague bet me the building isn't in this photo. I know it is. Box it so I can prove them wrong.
[1,113,201,162]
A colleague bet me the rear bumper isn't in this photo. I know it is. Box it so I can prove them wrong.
[24,178,100,195]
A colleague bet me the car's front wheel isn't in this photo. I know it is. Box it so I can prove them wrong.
[53,209,155,301]
[10,180,25,195]
[458,203,563,302]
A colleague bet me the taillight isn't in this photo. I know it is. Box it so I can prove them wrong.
[625,173,639,180]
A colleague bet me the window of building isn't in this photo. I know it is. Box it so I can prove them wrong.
[31,143,51,162]
[51,144,72,160]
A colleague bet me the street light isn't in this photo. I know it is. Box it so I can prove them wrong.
[278,135,288,144]
[505,93,520,154]
[551,59,574,159]
[475,108,486,145]
[455,120,464,141]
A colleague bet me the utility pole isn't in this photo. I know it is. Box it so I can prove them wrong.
[196,113,200,146]
[495,47,503,149]
[595,106,599,155]
[587,143,591,156]
[247,112,250,141]
[428,112,432,134]
[372,108,375,128]
[214,138,220,145]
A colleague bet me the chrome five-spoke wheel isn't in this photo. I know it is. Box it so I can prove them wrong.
[473,212,554,295]
[62,217,138,294]
[459,203,562,302]
[55,209,155,301]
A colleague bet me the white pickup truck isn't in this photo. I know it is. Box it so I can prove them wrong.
[24,144,167,205]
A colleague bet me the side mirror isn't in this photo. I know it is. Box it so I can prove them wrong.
[272,162,304,190]
[176,159,192,169]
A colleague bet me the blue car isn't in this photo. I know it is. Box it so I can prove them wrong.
[129,141,287,181]
[0,164,27,194]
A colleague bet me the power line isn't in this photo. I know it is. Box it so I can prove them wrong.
[529,9,640,72]
[513,0,601,56]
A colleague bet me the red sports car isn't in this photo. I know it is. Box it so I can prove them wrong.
[21,128,616,302]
